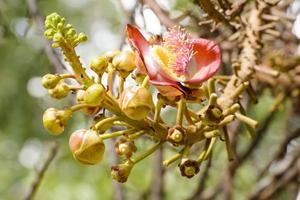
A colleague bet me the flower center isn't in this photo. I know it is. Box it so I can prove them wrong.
[163,27,194,75]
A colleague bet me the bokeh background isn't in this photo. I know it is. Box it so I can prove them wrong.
[1,0,300,199]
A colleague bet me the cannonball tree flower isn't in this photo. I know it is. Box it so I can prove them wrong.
[126,25,221,97]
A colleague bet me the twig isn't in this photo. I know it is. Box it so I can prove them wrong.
[247,146,300,200]
[24,142,58,200]
[109,126,125,200]
[140,0,178,28]
[258,127,300,178]
[26,0,65,73]
[150,146,164,200]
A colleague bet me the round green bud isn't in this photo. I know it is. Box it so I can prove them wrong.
[42,74,61,89]
[69,129,105,165]
[112,51,136,76]
[43,108,72,135]
[90,56,108,75]
[119,86,154,120]
[48,81,70,99]
[53,32,63,43]
[84,84,106,106]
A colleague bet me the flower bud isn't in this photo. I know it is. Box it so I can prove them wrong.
[112,51,136,76]
[114,138,137,158]
[90,56,108,75]
[111,162,134,183]
[76,90,100,115]
[69,129,105,165]
[43,108,72,135]
[167,127,185,146]
[105,50,120,61]
[48,81,70,99]
[84,84,106,106]
[42,74,61,89]
[119,86,154,120]
[178,159,200,178]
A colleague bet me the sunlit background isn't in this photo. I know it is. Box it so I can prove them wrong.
[1,0,300,199]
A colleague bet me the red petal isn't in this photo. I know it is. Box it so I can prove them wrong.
[185,38,221,84]
[126,24,150,60]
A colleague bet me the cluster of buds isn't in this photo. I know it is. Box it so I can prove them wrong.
[41,13,259,182]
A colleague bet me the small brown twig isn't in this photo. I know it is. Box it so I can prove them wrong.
[258,127,300,178]
[150,146,164,200]
[140,0,178,28]
[24,142,58,200]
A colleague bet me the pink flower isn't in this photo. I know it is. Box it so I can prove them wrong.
[127,24,221,97]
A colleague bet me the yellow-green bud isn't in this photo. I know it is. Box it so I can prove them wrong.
[105,50,120,61]
[43,108,72,135]
[90,56,108,75]
[112,51,136,76]
[53,32,63,43]
[84,84,106,106]
[76,90,100,115]
[42,74,61,89]
[48,81,70,99]
[69,129,105,165]
[178,159,200,178]
[119,86,154,120]
[111,162,134,183]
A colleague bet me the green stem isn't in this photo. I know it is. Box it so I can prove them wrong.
[142,76,149,88]
[118,76,125,96]
[60,74,76,79]
[176,96,185,126]
[223,127,234,161]
[184,106,195,125]
[99,128,135,140]
[61,44,93,86]
[107,64,116,96]
[132,141,163,164]
[94,115,119,130]
[154,98,163,123]
[70,104,89,112]
[129,130,145,140]
[163,148,185,167]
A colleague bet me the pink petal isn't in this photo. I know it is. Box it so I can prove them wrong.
[126,24,158,79]
[185,38,221,84]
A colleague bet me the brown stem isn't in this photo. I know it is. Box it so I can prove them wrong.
[150,146,164,200]
[24,142,58,200]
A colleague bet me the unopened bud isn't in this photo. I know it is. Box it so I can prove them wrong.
[48,81,70,99]
[53,32,63,43]
[76,90,100,115]
[84,84,106,106]
[105,50,120,61]
[43,108,72,135]
[90,56,108,75]
[112,51,136,76]
[42,74,61,89]
[119,86,154,120]
[114,138,137,158]
[111,162,134,183]
[69,129,105,165]
[178,159,200,178]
